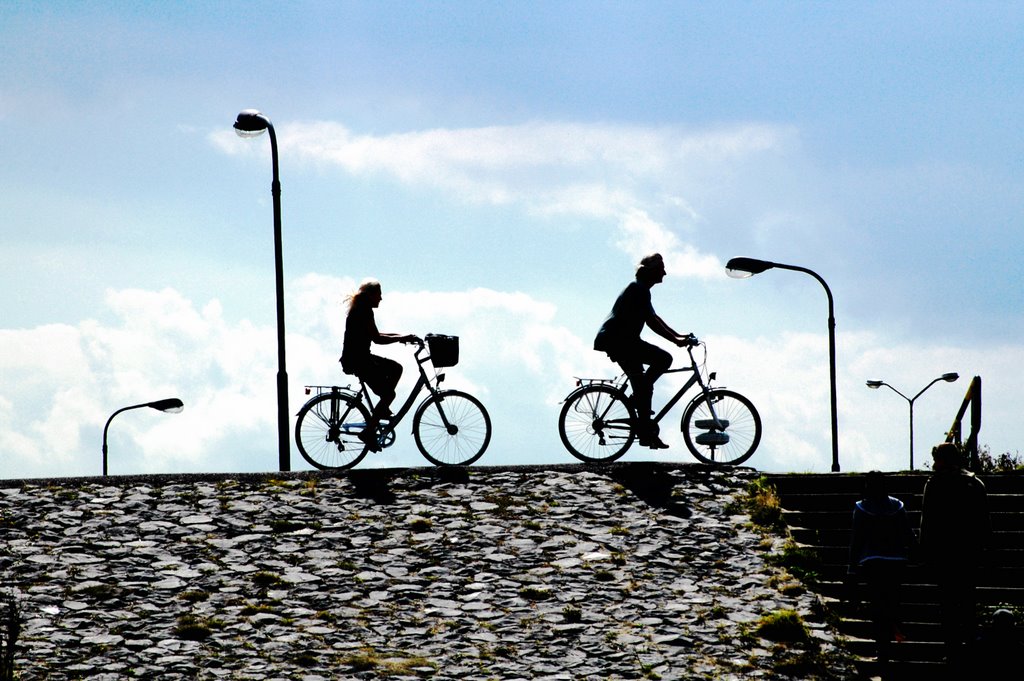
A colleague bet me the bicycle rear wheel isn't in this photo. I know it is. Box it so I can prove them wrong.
[558,385,636,463]
[413,390,491,466]
[681,389,761,466]
[295,392,371,470]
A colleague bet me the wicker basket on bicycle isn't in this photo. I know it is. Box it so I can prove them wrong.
[426,333,459,367]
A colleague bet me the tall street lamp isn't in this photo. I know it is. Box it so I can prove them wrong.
[866,373,959,470]
[726,257,841,472]
[103,398,184,476]
[234,109,291,472]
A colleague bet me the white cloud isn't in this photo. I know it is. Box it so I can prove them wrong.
[212,120,796,280]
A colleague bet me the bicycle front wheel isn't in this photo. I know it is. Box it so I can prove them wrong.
[413,390,491,466]
[681,389,761,466]
[558,385,636,463]
[295,392,371,470]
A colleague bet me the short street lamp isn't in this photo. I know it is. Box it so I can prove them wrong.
[726,257,840,472]
[866,373,959,470]
[234,108,291,472]
[103,398,184,476]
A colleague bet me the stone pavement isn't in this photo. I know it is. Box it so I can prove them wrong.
[1,463,858,680]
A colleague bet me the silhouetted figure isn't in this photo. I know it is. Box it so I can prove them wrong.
[594,253,693,449]
[920,442,990,664]
[848,471,916,661]
[340,280,419,451]
[972,608,1022,676]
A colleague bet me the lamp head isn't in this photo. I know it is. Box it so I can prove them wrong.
[941,372,959,382]
[234,109,269,138]
[148,398,184,414]
[726,257,775,279]
[866,380,884,389]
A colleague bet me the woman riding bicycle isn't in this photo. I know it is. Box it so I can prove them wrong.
[340,279,419,451]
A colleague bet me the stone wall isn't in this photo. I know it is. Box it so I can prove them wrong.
[1,463,856,680]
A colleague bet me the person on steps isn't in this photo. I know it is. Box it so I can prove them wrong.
[848,471,917,661]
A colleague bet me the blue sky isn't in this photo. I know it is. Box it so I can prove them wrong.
[2,1,1021,478]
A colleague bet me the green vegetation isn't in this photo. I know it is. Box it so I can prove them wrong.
[767,541,822,586]
[730,477,784,531]
[178,590,210,603]
[409,517,434,532]
[240,602,278,617]
[173,614,223,641]
[562,604,583,623]
[754,609,809,643]
[976,445,1024,472]
[481,491,527,519]
[339,647,436,677]
[251,571,283,589]
[518,586,551,602]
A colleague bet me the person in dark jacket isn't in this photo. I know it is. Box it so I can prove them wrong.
[593,253,694,449]
[920,442,990,662]
[848,471,917,658]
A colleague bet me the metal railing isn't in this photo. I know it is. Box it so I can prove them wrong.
[945,375,982,471]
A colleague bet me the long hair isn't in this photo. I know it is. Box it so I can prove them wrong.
[346,279,381,313]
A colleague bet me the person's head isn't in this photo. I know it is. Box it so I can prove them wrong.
[347,279,382,312]
[863,470,888,499]
[636,253,667,286]
[931,442,964,471]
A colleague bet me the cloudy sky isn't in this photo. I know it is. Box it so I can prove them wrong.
[2,1,1021,479]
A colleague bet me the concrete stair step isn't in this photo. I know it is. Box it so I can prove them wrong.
[790,527,1024,551]
[779,509,1021,531]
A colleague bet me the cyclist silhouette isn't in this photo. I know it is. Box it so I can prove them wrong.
[340,279,419,451]
[594,253,693,449]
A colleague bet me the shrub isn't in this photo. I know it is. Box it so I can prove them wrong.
[755,609,810,643]
[744,477,784,530]
[767,542,822,586]
[174,614,215,641]
[976,445,1024,473]
[518,586,551,602]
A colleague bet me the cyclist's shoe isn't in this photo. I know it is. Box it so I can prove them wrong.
[358,429,382,452]
[638,435,670,449]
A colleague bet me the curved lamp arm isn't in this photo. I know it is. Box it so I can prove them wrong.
[102,398,184,476]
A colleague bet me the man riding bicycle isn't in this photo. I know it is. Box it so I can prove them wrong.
[593,253,694,449]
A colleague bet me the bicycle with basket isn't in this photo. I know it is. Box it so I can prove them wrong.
[295,333,491,470]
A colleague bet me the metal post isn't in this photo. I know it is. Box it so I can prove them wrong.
[776,264,840,473]
[267,124,291,473]
[234,110,290,472]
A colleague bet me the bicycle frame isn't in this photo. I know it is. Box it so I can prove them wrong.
[326,342,450,440]
[586,345,725,429]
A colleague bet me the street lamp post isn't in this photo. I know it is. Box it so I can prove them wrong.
[726,257,841,472]
[234,109,291,472]
[102,398,184,476]
[866,373,959,470]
